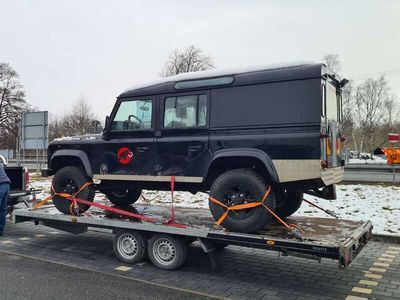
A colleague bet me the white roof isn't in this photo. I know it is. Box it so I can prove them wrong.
[125,61,314,92]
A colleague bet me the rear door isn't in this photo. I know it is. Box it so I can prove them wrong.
[156,91,211,180]
[100,97,156,177]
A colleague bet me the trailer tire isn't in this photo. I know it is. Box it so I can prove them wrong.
[148,234,187,270]
[105,189,142,206]
[209,169,276,233]
[52,166,94,214]
[114,230,147,264]
[275,190,303,218]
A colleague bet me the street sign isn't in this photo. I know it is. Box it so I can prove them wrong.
[389,133,399,143]
[20,111,49,150]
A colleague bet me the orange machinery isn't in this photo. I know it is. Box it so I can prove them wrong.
[383,147,400,165]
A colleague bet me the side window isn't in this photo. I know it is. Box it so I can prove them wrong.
[111,99,152,130]
[164,94,207,128]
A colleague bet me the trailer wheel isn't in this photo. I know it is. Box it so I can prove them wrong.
[275,190,303,218]
[52,166,94,214]
[148,234,187,270]
[113,230,147,263]
[105,189,142,206]
[209,169,276,233]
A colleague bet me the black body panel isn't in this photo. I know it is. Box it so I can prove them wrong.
[46,62,343,194]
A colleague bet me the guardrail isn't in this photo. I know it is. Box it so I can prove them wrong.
[344,163,400,183]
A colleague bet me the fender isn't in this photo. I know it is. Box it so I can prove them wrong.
[204,148,279,183]
[50,149,93,177]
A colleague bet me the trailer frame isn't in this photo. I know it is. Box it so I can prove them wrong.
[13,204,373,270]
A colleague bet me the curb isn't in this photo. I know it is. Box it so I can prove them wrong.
[372,233,400,244]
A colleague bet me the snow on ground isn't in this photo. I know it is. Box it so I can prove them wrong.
[29,175,400,236]
[347,157,387,165]
[299,185,400,235]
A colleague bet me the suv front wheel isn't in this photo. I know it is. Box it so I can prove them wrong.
[209,169,276,233]
[52,166,95,214]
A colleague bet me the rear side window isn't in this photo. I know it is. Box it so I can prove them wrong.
[164,95,207,128]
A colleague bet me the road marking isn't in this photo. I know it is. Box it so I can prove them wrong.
[115,266,132,271]
[49,231,60,234]
[388,246,400,250]
[369,267,386,273]
[0,249,223,299]
[34,234,46,237]
[373,262,390,267]
[364,273,382,279]
[385,250,400,255]
[382,253,396,258]
[359,279,378,286]
[345,296,368,300]
[18,237,31,241]
[1,240,14,244]
[351,287,372,294]
[378,257,393,262]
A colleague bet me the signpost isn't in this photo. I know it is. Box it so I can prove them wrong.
[18,111,49,171]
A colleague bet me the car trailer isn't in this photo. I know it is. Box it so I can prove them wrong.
[13,204,373,270]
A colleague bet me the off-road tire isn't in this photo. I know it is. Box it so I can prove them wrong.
[275,190,303,218]
[105,189,142,206]
[52,166,94,214]
[148,234,188,270]
[209,169,276,233]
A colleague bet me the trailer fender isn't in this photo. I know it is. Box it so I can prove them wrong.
[205,148,279,183]
[50,149,93,177]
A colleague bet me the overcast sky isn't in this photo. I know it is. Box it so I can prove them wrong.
[1,0,399,120]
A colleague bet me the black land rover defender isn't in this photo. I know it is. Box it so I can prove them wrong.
[45,62,347,233]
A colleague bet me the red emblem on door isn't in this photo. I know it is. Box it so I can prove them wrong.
[117,147,133,165]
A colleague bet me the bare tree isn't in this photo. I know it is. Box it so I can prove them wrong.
[340,80,355,144]
[354,76,390,154]
[322,54,342,73]
[0,63,29,149]
[48,96,100,140]
[161,45,215,77]
[69,96,95,135]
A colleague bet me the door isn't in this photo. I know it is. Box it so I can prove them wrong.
[99,97,156,177]
[156,91,211,180]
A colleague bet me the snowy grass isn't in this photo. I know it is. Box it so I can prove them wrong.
[29,176,400,236]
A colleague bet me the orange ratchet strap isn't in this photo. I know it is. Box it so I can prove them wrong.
[209,186,305,240]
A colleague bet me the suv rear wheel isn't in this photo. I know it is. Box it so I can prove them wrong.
[209,169,276,233]
[52,166,94,214]
[105,189,142,206]
[275,190,303,218]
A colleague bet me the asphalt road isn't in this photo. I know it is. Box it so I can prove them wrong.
[0,251,211,300]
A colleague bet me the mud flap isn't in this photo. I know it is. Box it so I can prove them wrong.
[197,238,218,269]
[306,184,336,200]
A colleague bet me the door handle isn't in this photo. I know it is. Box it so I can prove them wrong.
[137,146,149,153]
[189,145,202,152]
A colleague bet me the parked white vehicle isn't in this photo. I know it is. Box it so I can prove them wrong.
[0,154,7,166]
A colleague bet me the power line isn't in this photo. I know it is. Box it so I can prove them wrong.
[349,68,400,79]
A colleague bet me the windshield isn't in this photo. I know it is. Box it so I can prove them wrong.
[326,82,338,121]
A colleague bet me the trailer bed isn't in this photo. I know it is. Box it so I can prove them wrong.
[13,203,373,269]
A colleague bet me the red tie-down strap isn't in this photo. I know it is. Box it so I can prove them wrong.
[34,179,187,228]
[165,176,187,228]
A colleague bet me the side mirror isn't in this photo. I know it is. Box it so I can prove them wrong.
[103,116,110,140]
